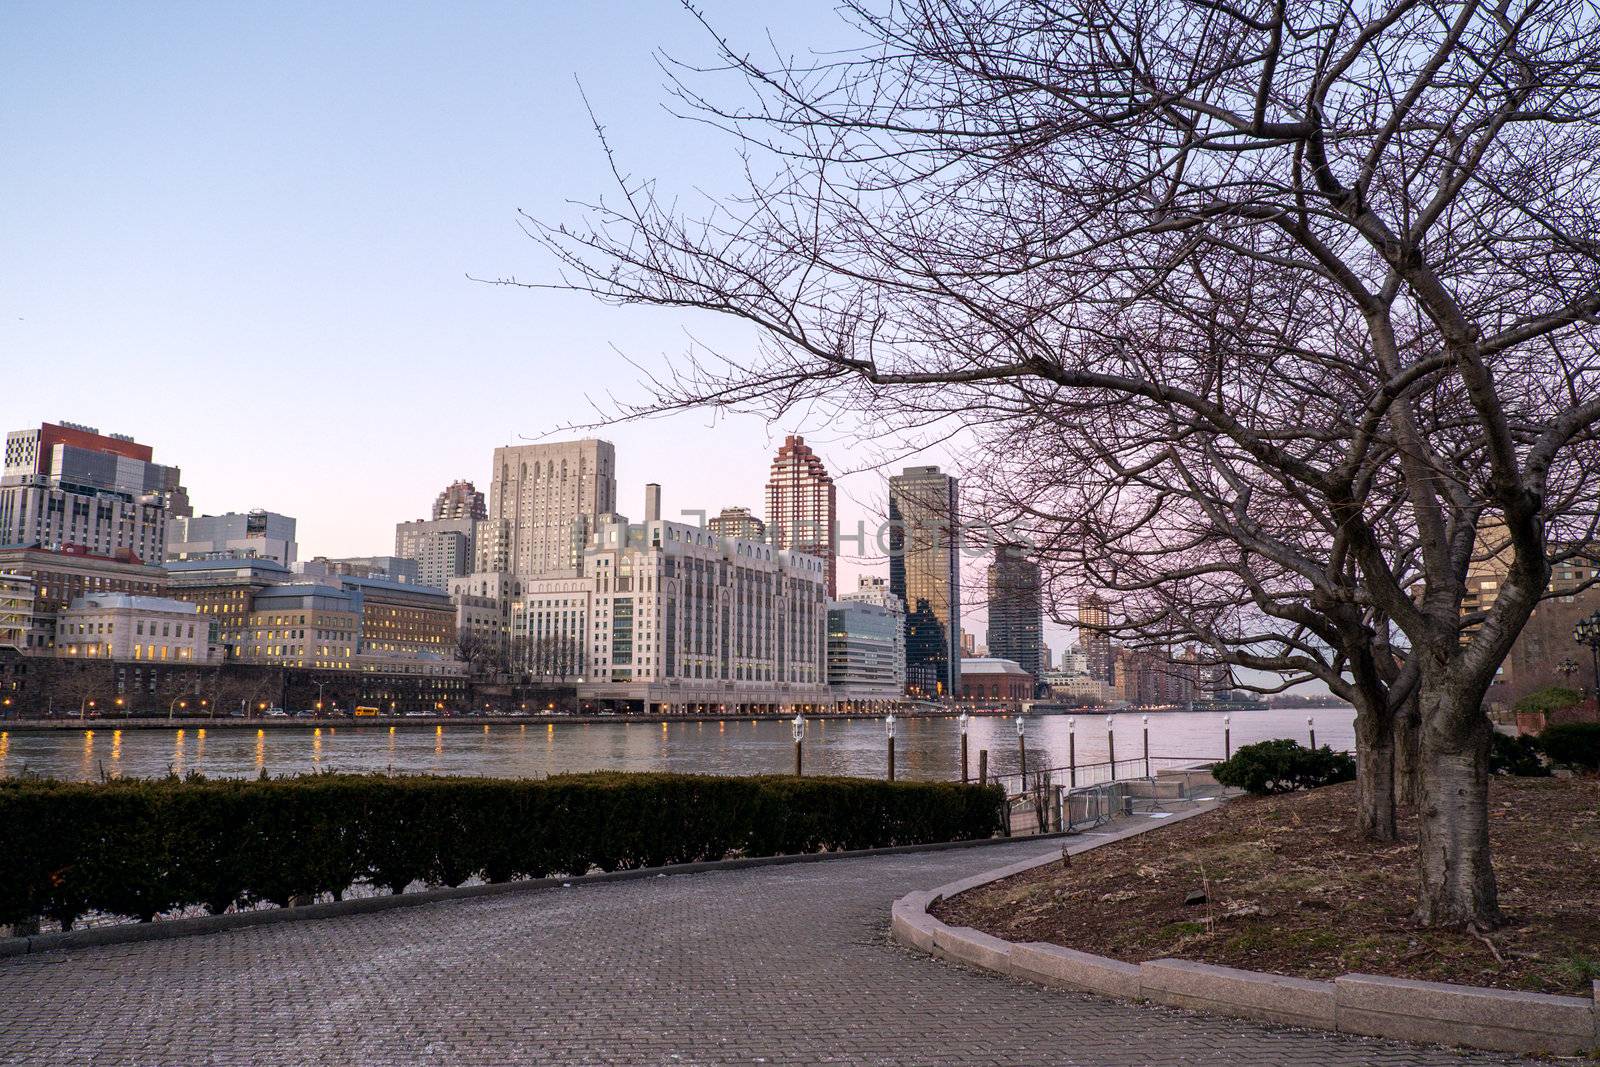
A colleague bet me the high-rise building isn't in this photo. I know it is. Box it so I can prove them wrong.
[395,517,475,589]
[167,510,297,565]
[1,421,188,564]
[986,543,1043,687]
[486,439,617,578]
[765,435,837,597]
[1079,593,1113,683]
[706,506,766,542]
[888,465,961,698]
[433,480,487,522]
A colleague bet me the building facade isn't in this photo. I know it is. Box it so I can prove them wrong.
[162,557,293,660]
[56,593,215,664]
[296,556,420,584]
[167,510,297,565]
[2,421,188,564]
[522,501,831,713]
[0,545,168,653]
[986,543,1043,689]
[827,583,906,704]
[1078,593,1114,684]
[959,657,1034,702]
[764,435,837,598]
[0,572,34,653]
[888,465,961,698]
[486,439,616,578]
[395,516,475,589]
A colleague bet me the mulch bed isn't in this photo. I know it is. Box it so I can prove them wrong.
[932,777,1600,995]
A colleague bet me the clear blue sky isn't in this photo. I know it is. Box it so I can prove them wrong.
[0,1,1072,653]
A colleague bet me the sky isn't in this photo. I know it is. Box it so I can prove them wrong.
[0,2,1077,654]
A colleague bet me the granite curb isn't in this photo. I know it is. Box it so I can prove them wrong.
[891,806,1599,1057]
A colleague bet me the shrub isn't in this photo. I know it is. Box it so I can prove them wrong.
[1539,722,1600,772]
[1514,686,1583,715]
[1211,739,1356,796]
[1489,732,1550,777]
[0,772,1005,929]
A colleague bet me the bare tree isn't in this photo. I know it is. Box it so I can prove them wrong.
[527,0,1600,928]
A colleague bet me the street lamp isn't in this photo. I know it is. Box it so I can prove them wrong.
[957,711,970,783]
[791,713,805,776]
[1223,715,1232,760]
[885,713,897,781]
[1106,715,1117,781]
[1067,716,1077,787]
[1142,714,1150,777]
[1574,612,1600,696]
[1015,714,1027,790]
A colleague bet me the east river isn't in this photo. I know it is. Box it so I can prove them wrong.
[0,707,1355,784]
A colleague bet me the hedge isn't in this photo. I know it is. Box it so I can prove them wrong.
[1211,738,1357,795]
[1538,722,1600,772]
[0,772,1006,929]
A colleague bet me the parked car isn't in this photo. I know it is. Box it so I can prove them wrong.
[263,708,290,718]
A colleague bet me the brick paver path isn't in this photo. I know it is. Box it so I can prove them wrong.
[0,835,1517,1065]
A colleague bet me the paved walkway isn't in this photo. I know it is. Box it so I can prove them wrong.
[0,833,1515,1065]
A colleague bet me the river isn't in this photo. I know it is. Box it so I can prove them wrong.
[0,707,1355,783]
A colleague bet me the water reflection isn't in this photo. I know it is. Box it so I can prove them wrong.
[0,708,1355,784]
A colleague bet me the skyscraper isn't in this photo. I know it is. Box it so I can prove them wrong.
[1,421,188,564]
[486,439,617,578]
[888,465,961,698]
[433,480,486,522]
[765,435,837,597]
[986,543,1043,686]
[395,516,475,589]
[1079,593,1113,683]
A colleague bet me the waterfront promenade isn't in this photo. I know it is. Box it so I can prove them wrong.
[0,833,1513,1065]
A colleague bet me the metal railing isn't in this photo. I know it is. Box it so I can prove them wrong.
[988,755,1224,837]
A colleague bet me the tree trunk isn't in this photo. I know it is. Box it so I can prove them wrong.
[1414,688,1500,928]
[1393,694,1421,807]
[1352,695,1397,841]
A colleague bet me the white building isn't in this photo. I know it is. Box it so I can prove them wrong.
[168,510,297,565]
[55,593,216,664]
[521,496,831,713]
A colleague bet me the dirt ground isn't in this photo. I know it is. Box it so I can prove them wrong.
[933,777,1600,994]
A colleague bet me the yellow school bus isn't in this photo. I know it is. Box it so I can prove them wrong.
[353,705,381,717]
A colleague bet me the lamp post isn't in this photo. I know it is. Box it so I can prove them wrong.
[1015,714,1027,790]
[1574,613,1600,697]
[885,713,897,781]
[80,697,95,721]
[791,713,805,776]
[1106,716,1117,781]
[957,711,969,783]
[1067,717,1077,788]
[1223,715,1232,760]
[1308,716,1317,750]
[1557,657,1581,688]
[1142,714,1150,778]
[168,697,186,722]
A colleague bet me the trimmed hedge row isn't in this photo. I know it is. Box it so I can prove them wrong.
[0,772,1006,929]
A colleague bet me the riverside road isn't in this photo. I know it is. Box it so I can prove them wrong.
[0,835,1513,1066]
